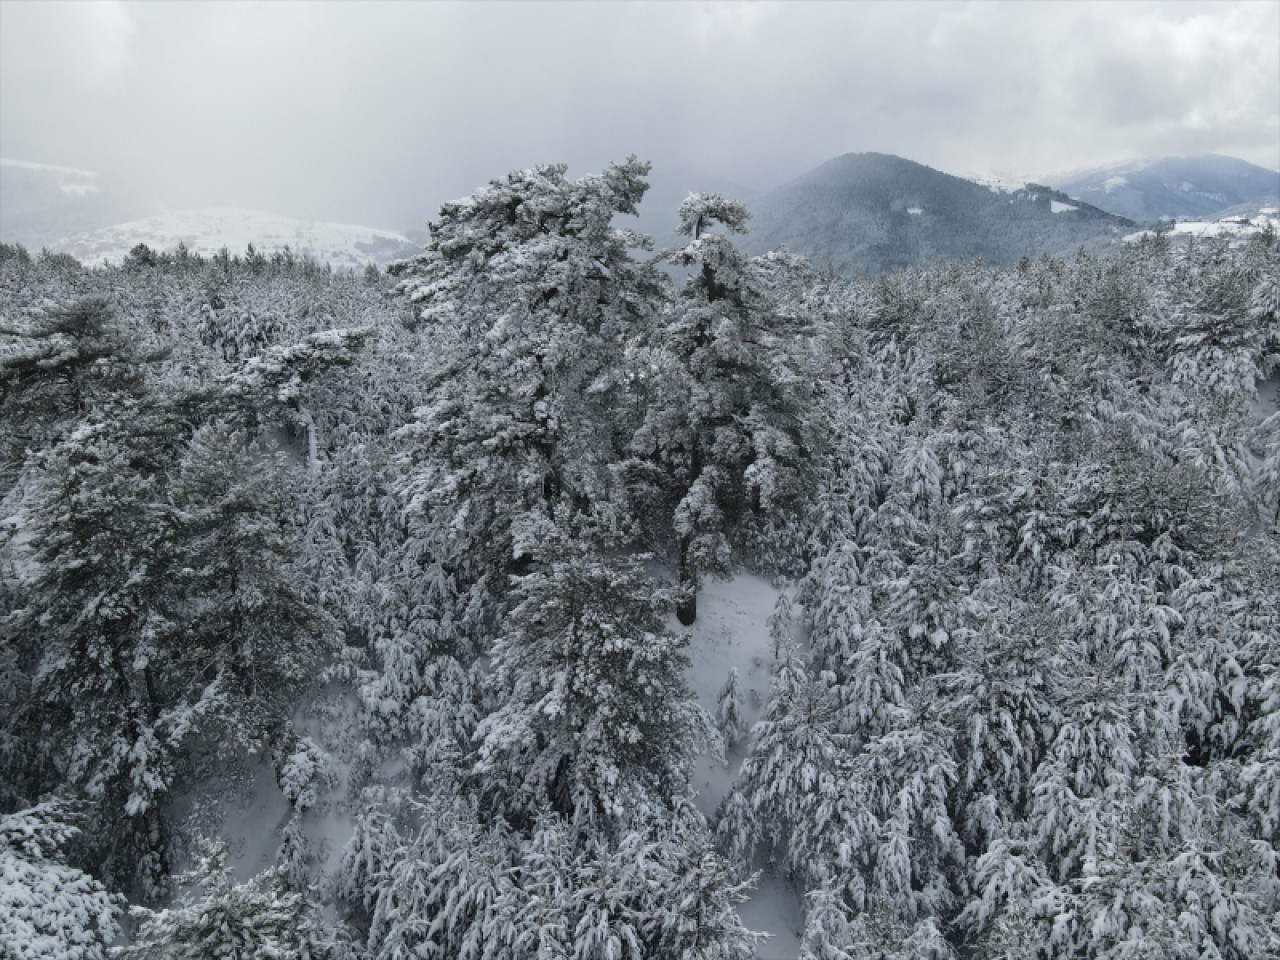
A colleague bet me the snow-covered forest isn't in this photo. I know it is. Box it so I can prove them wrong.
[2,159,1279,959]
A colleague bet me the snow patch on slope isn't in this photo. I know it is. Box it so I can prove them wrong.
[962,171,1028,194]
[59,183,99,198]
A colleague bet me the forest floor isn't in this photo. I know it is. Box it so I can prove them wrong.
[679,573,806,959]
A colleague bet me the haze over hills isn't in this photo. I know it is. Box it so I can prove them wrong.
[6,151,1276,277]
[740,152,1134,276]
[1046,154,1280,222]
[0,158,158,249]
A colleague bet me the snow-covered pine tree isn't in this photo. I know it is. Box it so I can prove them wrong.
[718,655,871,894]
[392,160,662,628]
[629,193,817,623]
[15,411,332,891]
[716,667,749,751]
[0,799,121,960]
[473,514,712,824]
[117,838,350,960]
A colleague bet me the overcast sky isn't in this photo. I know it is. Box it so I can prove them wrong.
[2,0,1277,230]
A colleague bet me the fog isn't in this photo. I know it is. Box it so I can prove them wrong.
[3,0,1277,232]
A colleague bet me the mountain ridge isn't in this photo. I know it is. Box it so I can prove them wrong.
[738,152,1134,275]
[1045,153,1280,221]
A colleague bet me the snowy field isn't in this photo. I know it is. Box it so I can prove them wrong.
[46,207,420,271]
[1125,207,1280,245]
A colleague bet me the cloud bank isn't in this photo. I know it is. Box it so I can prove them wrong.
[3,0,1276,230]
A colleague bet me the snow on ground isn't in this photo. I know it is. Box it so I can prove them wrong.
[907,207,923,216]
[166,752,294,882]
[1254,371,1280,423]
[1124,209,1280,245]
[1049,200,1078,213]
[678,572,806,959]
[1103,175,1128,192]
[164,683,361,896]
[47,207,420,272]
[740,872,806,960]
[679,573,783,815]
[962,171,1028,194]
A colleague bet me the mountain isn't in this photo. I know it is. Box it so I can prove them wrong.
[1046,154,1280,222]
[0,158,156,248]
[44,207,421,271]
[740,152,1133,276]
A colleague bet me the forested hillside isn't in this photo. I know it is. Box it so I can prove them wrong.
[742,153,1134,276]
[2,160,1278,959]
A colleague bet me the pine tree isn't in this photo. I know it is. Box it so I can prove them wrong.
[716,667,749,751]
[392,159,663,619]
[118,838,349,960]
[473,515,711,824]
[0,800,121,960]
[630,194,816,623]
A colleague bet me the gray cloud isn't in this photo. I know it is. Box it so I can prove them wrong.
[2,0,1276,231]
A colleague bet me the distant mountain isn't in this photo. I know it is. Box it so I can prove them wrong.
[45,208,421,272]
[1046,154,1280,222]
[740,152,1133,276]
[0,158,156,248]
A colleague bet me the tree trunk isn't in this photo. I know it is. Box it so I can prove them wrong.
[676,535,697,625]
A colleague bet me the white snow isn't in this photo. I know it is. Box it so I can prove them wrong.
[738,872,805,960]
[1123,210,1280,245]
[0,157,97,178]
[962,171,1028,194]
[907,207,924,216]
[59,182,99,197]
[47,207,419,272]
[678,573,807,960]
[166,754,293,882]
[1102,175,1128,192]
[680,573,784,816]
[1050,200,1078,213]
[1254,371,1280,422]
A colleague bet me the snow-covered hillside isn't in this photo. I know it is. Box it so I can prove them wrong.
[47,207,421,271]
[1124,206,1280,245]
[1047,154,1280,221]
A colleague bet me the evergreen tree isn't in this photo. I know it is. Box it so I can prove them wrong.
[474,515,711,824]
[630,194,817,623]
[393,160,663,623]
[0,800,121,960]
[117,838,349,960]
